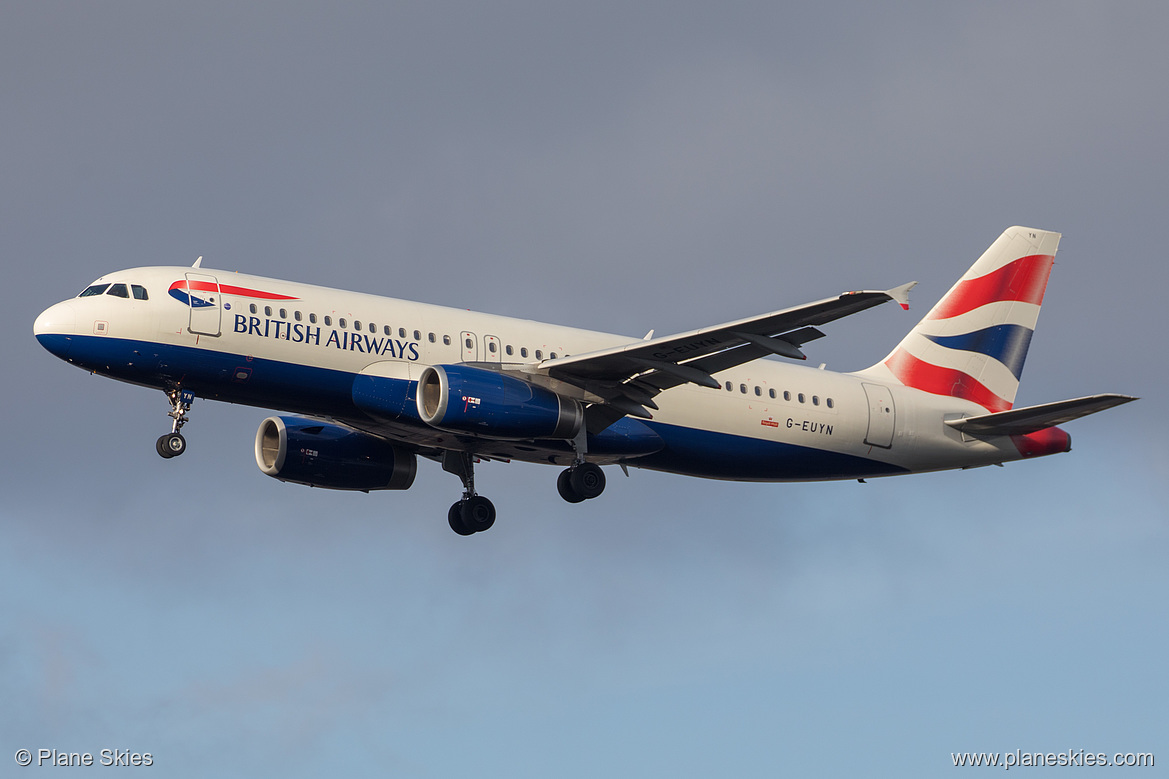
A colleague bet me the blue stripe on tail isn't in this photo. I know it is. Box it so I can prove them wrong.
[923,324,1034,379]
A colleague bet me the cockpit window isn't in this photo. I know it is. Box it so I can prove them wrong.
[79,284,110,297]
[106,283,129,298]
[131,284,149,300]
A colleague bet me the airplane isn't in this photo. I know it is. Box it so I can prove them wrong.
[33,226,1135,535]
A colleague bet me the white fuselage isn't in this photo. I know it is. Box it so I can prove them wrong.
[34,265,1049,482]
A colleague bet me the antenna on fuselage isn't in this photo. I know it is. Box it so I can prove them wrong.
[192,256,203,268]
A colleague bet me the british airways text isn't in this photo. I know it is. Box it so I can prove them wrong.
[233,315,421,359]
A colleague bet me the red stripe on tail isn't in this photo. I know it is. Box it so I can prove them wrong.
[884,348,1011,412]
[927,254,1053,320]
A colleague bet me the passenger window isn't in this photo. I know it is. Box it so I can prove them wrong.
[79,284,110,297]
[429,333,436,343]
[399,328,406,338]
[353,320,360,330]
[725,381,733,392]
[294,310,302,321]
[827,398,835,409]
[520,347,528,358]
[505,345,513,356]
[784,391,791,401]
[812,396,819,406]
[265,306,272,316]
[465,337,473,349]
[309,313,317,324]
[340,318,347,329]
[443,335,451,345]
[250,303,257,314]
[739,384,747,394]
[798,393,806,403]
[755,386,761,396]
[106,283,129,298]
[324,316,332,326]
[413,330,421,341]
[769,389,776,399]
[131,285,149,300]
[280,308,287,319]
[550,352,558,359]
[384,325,391,336]
[535,350,543,359]
[489,342,497,353]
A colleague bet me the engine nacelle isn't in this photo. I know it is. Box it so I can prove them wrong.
[416,364,583,440]
[255,416,417,491]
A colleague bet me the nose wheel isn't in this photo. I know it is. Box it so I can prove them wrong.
[156,432,187,458]
[157,388,195,459]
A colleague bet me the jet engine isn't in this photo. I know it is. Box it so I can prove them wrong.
[255,416,417,491]
[416,364,583,440]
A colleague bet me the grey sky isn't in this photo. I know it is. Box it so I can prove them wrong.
[4,3,1166,776]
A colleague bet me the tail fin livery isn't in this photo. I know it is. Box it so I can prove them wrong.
[862,226,1060,411]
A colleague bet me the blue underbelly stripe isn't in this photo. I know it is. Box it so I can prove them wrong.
[636,421,907,481]
[49,334,906,481]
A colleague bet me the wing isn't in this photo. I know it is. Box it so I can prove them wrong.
[944,394,1138,436]
[509,282,916,429]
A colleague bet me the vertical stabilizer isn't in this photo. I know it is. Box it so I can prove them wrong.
[859,226,1060,412]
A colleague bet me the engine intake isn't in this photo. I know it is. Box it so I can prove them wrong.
[255,416,417,491]
[417,364,583,440]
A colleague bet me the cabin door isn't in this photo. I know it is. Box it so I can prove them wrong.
[862,383,896,448]
[185,273,221,337]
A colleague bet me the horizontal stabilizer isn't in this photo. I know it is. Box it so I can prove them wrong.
[945,394,1138,436]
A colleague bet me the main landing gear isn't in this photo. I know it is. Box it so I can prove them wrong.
[556,462,606,503]
[442,451,496,536]
[156,388,195,459]
[556,427,607,504]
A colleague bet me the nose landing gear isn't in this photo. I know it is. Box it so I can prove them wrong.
[156,432,186,458]
[156,388,195,459]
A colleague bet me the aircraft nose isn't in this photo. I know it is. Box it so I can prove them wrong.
[33,301,77,358]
